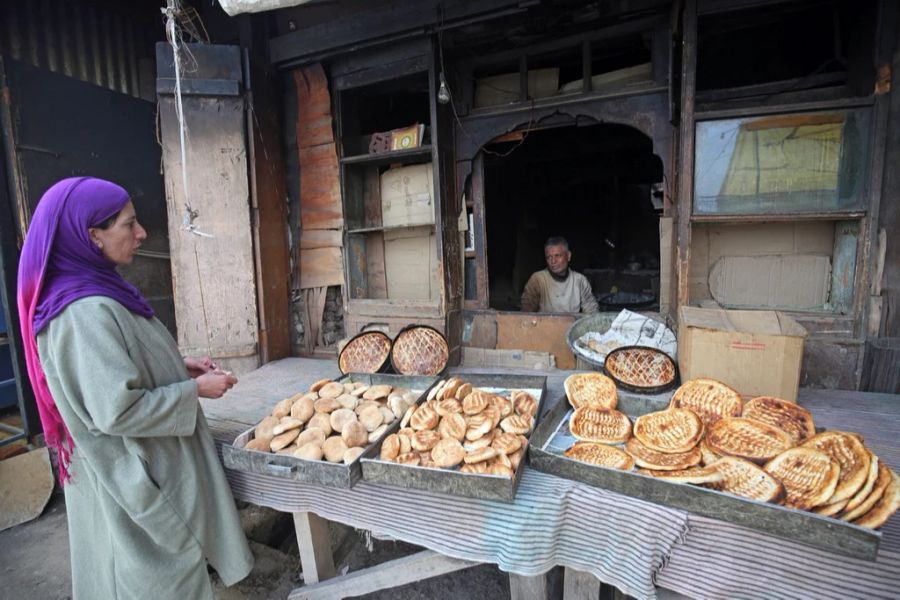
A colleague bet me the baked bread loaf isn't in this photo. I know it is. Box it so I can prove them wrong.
[842,463,893,521]
[706,417,793,464]
[637,464,723,484]
[706,456,784,503]
[625,437,702,471]
[604,346,676,390]
[338,331,391,374]
[743,396,816,444]
[844,453,879,512]
[764,447,839,509]
[633,409,704,454]
[801,431,871,504]
[852,470,900,530]
[564,372,618,410]
[390,326,449,376]
[564,442,634,470]
[669,378,742,426]
[569,407,632,444]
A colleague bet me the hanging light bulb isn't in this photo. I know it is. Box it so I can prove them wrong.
[437,71,451,104]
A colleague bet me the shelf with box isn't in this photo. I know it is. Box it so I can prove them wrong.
[334,54,453,338]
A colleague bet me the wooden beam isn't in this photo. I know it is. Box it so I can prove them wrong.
[287,549,478,600]
[292,511,335,585]
[509,573,549,600]
[563,568,601,600]
[674,0,697,310]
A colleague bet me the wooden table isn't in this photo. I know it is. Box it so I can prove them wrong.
[204,358,900,600]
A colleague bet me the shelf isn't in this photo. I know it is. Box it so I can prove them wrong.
[348,223,435,235]
[341,146,432,167]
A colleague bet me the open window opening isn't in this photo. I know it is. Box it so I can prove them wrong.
[481,123,664,313]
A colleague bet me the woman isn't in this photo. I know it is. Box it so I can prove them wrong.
[17,177,253,599]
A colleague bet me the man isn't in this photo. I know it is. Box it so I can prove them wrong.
[521,236,599,314]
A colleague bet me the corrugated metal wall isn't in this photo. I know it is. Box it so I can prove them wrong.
[0,0,159,98]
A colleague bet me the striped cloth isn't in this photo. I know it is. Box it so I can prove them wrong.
[223,461,689,599]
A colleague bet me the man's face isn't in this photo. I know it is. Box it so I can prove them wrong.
[544,244,571,275]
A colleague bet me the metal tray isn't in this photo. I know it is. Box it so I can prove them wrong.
[361,373,548,502]
[528,395,882,561]
[222,373,439,489]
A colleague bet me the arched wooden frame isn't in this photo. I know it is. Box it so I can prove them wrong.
[456,91,675,309]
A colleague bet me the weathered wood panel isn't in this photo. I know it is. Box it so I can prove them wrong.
[861,338,900,393]
[495,313,576,369]
[299,247,344,290]
[299,228,342,249]
[157,46,259,375]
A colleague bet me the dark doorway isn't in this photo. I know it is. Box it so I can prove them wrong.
[483,123,663,311]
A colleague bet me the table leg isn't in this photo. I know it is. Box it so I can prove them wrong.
[509,573,548,600]
[563,568,601,600]
[292,511,335,584]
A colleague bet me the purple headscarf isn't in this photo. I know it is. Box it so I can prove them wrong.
[17,177,154,482]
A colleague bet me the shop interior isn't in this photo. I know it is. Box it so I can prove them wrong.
[482,123,664,312]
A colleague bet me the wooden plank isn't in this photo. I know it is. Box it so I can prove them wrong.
[299,247,344,289]
[674,0,697,312]
[509,573,549,600]
[300,229,342,250]
[495,313,576,369]
[292,511,335,586]
[563,568,601,600]
[860,338,900,394]
[363,165,382,228]
[365,232,388,299]
[287,549,478,600]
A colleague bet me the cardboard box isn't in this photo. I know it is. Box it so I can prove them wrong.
[677,306,808,402]
[381,164,434,228]
[383,226,436,300]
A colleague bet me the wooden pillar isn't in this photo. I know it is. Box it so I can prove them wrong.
[292,511,335,585]
[674,0,697,310]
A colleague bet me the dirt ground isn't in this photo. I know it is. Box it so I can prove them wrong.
[1,492,553,600]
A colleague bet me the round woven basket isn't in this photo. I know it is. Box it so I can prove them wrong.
[389,325,449,376]
[338,330,393,375]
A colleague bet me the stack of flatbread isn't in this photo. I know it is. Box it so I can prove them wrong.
[559,374,899,529]
[243,379,421,465]
[376,377,538,478]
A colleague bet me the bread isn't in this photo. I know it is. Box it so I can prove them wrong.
[491,432,523,455]
[844,453,879,512]
[482,405,501,429]
[669,378,742,426]
[604,346,676,390]
[270,428,301,451]
[245,437,271,452]
[350,384,369,398]
[337,394,360,411]
[466,414,493,440]
[380,434,401,460]
[431,438,466,467]
[307,413,333,437]
[363,384,392,401]
[368,424,389,443]
[293,443,324,461]
[853,470,900,530]
[633,409,704,454]
[564,442,634,470]
[625,437,702,471]
[569,407,632,444]
[342,446,365,464]
[410,430,442,452]
[318,381,346,400]
[395,452,421,466]
[700,439,722,466]
[490,395,514,418]
[706,456,784,503]
[813,498,849,517]
[338,331,391,374]
[638,465,723,484]
[314,397,340,414]
[465,447,498,464]
[801,431,871,503]
[460,462,489,474]
[323,436,349,462]
[388,395,411,419]
[441,378,463,401]
[764,447,839,509]
[455,382,473,401]
[487,463,514,478]
[438,413,467,441]
[511,390,538,417]
[272,397,294,419]
[255,415,280,440]
[706,417,793,464]
[358,405,385,432]
[390,326,449,376]
[500,414,533,435]
[427,379,446,402]
[290,396,316,422]
[341,420,369,448]
[309,379,331,393]
[329,408,357,433]
[842,463,893,521]
[295,427,326,449]
[564,372,618,410]
[743,396,816,444]
[462,391,490,415]
[410,405,439,431]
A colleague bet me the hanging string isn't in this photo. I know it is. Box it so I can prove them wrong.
[163,0,214,361]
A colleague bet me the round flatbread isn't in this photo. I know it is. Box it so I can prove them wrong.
[801,431,871,504]
[564,442,634,470]
[569,407,632,444]
[706,417,793,464]
[706,456,784,503]
[564,372,617,410]
[743,396,816,444]
[633,408,704,454]
[669,378,742,427]
[764,447,840,510]
[625,437,702,471]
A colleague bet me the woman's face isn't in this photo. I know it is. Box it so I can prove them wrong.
[89,201,147,266]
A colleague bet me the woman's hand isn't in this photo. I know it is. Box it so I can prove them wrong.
[184,355,217,378]
[196,370,238,399]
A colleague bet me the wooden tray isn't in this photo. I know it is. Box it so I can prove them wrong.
[222,373,439,489]
[528,395,882,561]
[361,373,547,502]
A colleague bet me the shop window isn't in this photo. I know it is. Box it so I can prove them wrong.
[693,109,870,215]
